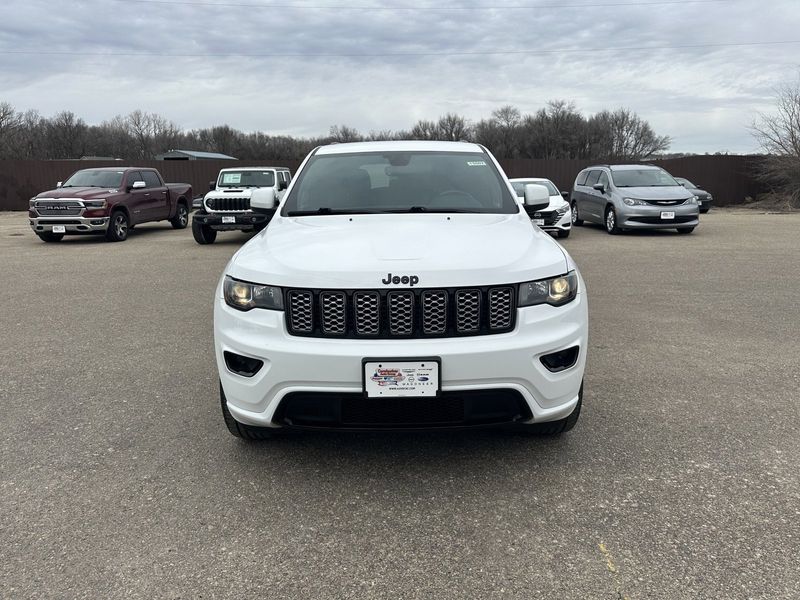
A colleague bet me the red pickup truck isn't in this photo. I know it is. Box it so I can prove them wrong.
[28,167,192,242]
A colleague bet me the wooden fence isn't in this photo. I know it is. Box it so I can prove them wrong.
[0,155,765,211]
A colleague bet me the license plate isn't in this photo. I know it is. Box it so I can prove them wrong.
[363,358,440,398]
[221,216,236,224]
[660,211,675,219]
[52,225,66,233]
[533,219,545,226]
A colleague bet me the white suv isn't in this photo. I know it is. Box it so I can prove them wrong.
[192,166,291,244]
[213,141,588,438]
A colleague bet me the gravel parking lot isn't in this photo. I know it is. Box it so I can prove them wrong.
[1,210,798,599]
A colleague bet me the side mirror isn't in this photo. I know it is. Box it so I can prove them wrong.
[523,184,550,215]
[592,183,606,193]
[250,187,277,214]
[56,181,62,188]
[679,182,687,187]
[560,191,569,200]
[278,179,288,191]
[131,180,146,190]
[209,181,216,191]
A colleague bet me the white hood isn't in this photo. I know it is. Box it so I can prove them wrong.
[205,188,255,201]
[227,213,570,289]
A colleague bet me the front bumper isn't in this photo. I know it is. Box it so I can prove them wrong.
[29,216,109,234]
[193,211,270,230]
[214,281,588,429]
[618,204,699,229]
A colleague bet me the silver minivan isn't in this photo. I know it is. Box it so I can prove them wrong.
[570,164,700,234]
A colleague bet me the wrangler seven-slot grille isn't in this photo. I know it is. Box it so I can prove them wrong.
[206,196,250,211]
[286,286,516,338]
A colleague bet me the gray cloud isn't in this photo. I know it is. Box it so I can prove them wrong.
[2,0,800,152]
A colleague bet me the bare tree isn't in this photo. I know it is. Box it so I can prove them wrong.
[590,108,670,160]
[45,111,88,158]
[0,100,672,163]
[409,119,439,140]
[0,102,21,158]
[16,110,47,158]
[492,105,521,157]
[751,78,800,207]
[329,124,363,143]
[436,113,472,141]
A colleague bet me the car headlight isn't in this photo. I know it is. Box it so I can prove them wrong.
[83,200,107,209]
[223,276,283,311]
[556,204,570,216]
[687,195,698,205]
[707,195,713,201]
[29,197,38,208]
[622,197,648,206]
[518,271,578,307]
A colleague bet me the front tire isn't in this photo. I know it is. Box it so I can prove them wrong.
[677,227,695,234]
[700,208,710,214]
[523,383,583,435]
[557,230,571,239]
[605,206,621,235]
[105,210,129,242]
[220,383,274,440]
[192,216,217,244]
[571,201,583,226]
[170,203,189,229]
[37,232,64,243]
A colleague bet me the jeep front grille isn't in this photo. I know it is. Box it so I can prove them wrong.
[206,197,250,211]
[284,286,516,339]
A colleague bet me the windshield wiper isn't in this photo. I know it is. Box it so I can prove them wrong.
[287,207,383,216]
[387,207,483,214]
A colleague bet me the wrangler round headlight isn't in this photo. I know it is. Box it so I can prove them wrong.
[518,271,578,307]
[223,276,283,311]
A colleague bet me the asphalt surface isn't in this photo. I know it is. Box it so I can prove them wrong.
[1,210,798,599]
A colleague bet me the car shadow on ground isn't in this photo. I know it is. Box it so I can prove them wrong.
[574,223,694,236]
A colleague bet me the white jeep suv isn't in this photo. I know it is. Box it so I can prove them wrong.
[213,141,588,438]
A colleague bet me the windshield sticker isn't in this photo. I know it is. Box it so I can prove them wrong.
[467,161,487,166]
[222,173,242,184]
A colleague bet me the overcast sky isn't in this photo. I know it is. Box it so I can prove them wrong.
[1,0,799,153]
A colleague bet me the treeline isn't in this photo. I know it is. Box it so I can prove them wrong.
[0,100,670,161]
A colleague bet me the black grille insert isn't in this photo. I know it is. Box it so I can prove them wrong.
[206,196,250,211]
[274,390,532,428]
[642,198,687,206]
[629,215,696,225]
[284,285,515,339]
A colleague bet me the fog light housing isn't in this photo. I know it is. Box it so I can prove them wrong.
[540,346,579,373]
[224,351,264,377]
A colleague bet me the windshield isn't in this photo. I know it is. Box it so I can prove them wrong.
[611,168,679,188]
[62,170,125,188]
[676,177,696,188]
[282,151,518,216]
[511,180,558,197]
[218,170,275,188]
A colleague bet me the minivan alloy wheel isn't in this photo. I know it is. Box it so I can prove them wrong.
[605,206,620,235]
[571,201,583,226]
